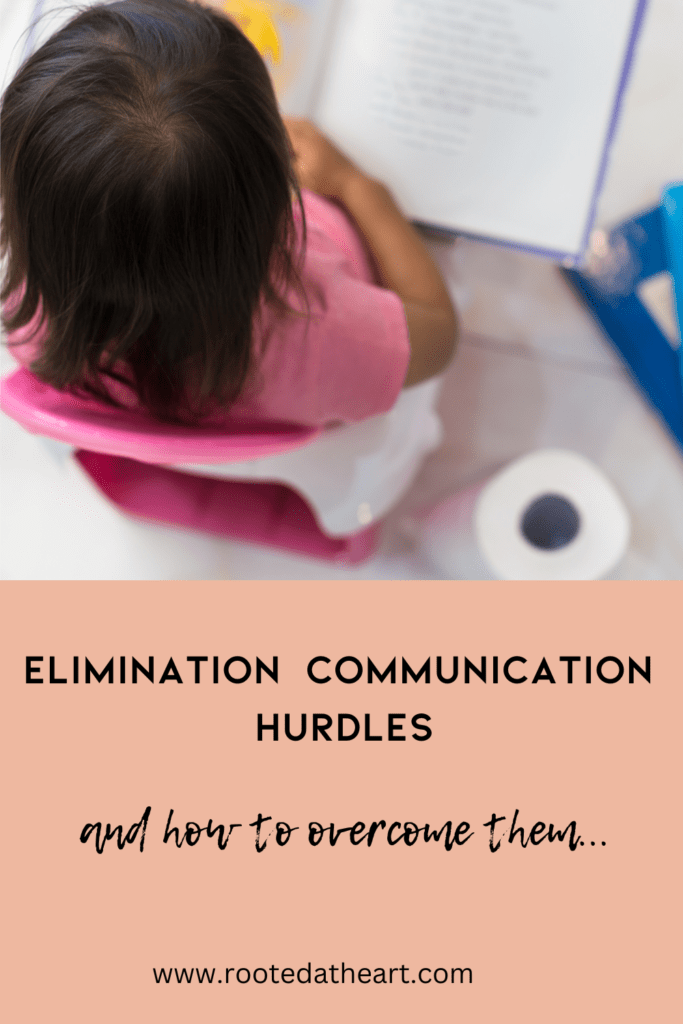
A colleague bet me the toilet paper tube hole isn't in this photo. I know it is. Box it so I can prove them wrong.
[520,494,580,551]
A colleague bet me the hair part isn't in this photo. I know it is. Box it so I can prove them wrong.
[1,0,305,421]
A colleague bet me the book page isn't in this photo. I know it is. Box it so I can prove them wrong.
[314,0,641,255]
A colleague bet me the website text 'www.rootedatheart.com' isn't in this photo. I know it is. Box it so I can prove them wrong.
[153,964,473,986]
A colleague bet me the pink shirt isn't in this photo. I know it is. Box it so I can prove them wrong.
[7,191,410,428]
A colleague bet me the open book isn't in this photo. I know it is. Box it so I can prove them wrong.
[19,1,646,262]
[236,0,647,262]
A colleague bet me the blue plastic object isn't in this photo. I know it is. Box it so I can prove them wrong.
[661,183,683,370]
[562,183,683,452]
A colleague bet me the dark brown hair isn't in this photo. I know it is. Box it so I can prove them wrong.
[1,0,304,421]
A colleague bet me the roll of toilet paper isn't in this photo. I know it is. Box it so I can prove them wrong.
[473,449,630,580]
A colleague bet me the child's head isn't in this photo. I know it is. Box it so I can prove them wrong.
[1,0,301,420]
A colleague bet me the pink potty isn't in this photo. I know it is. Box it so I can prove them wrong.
[0,368,379,564]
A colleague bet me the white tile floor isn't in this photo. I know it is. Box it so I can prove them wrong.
[2,0,683,580]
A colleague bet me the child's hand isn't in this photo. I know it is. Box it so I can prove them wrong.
[284,118,359,201]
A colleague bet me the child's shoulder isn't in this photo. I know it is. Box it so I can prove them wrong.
[299,189,377,285]
[232,191,410,427]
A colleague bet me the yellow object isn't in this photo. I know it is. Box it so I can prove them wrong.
[221,1,282,63]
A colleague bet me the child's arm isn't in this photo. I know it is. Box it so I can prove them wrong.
[285,118,458,386]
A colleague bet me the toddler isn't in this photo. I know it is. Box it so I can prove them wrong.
[2,0,456,438]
